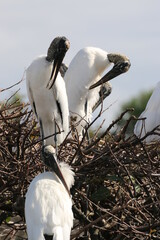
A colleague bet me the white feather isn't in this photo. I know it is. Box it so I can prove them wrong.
[26,55,69,146]
[25,162,74,240]
[134,81,160,143]
[65,47,111,137]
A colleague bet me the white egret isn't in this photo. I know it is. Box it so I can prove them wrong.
[25,145,75,240]
[64,47,131,137]
[26,37,70,147]
[134,82,160,143]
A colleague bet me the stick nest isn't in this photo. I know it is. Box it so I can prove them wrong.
[0,88,160,240]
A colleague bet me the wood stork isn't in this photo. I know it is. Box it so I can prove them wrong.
[26,37,70,147]
[60,62,112,112]
[25,145,75,240]
[64,47,131,137]
[134,82,160,143]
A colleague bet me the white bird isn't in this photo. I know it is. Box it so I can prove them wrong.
[26,36,70,147]
[134,82,160,143]
[64,47,131,137]
[61,62,112,113]
[25,145,75,240]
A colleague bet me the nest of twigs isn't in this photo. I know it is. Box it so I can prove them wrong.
[0,87,160,240]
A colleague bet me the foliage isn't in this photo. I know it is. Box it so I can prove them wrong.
[115,89,153,135]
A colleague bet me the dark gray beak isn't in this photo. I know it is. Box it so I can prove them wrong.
[89,53,131,90]
[41,145,70,196]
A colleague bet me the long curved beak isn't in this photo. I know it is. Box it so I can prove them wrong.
[51,156,71,197]
[47,53,66,90]
[41,146,71,196]
[89,54,131,90]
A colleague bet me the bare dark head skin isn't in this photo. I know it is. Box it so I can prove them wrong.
[46,36,70,89]
[41,145,71,197]
[89,53,131,90]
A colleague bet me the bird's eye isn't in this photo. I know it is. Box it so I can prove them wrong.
[116,61,130,72]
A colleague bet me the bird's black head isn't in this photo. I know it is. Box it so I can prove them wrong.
[41,145,57,169]
[113,60,131,73]
[57,37,70,56]
[41,145,71,196]
[46,36,70,62]
[46,36,70,89]
[89,53,131,90]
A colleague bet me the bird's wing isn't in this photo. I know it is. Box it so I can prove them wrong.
[26,78,38,118]
[92,82,112,112]
[51,86,63,125]
[51,76,69,136]
[59,63,68,78]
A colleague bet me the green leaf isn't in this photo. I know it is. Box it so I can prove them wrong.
[5,200,12,205]
[5,216,11,223]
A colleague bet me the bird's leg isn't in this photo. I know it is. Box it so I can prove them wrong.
[39,119,44,144]
[39,119,46,172]
[83,125,91,144]
[84,100,91,144]
[54,122,58,156]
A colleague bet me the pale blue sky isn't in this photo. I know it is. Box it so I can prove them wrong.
[0,0,160,127]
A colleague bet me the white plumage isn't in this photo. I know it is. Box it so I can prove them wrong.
[134,82,160,143]
[26,37,70,146]
[65,47,130,137]
[25,160,74,240]
[65,47,110,136]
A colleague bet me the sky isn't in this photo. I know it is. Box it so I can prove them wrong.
[0,0,160,129]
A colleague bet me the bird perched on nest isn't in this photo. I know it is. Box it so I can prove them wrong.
[134,82,160,143]
[64,47,131,138]
[25,145,75,240]
[26,36,70,148]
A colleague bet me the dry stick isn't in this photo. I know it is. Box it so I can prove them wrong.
[74,190,151,236]
[78,127,138,171]
[24,129,64,150]
[139,141,155,164]
[92,119,105,141]
[109,145,137,198]
[0,110,25,132]
[98,125,160,163]
[138,124,160,142]
[116,114,136,142]
[71,211,119,240]
[57,129,75,159]
[0,101,28,114]
[84,108,134,154]
[1,86,160,239]
[70,103,104,164]
[137,200,155,221]
[134,221,160,232]
[72,204,90,224]
[5,89,22,106]
[4,228,15,240]
[0,145,17,161]
[91,101,118,143]
[0,73,25,93]
[0,110,28,121]
[71,202,148,239]
[21,121,37,159]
